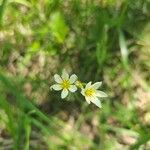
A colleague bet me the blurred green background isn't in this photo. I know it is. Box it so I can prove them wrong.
[0,0,150,149]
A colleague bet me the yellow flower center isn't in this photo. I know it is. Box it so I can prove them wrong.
[61,80,70,89]
[84,88,95,97]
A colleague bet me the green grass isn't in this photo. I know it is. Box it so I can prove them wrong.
[0,0,150,149]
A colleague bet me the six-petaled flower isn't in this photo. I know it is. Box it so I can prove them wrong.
[81,82,107,108]
[51,70,78,99]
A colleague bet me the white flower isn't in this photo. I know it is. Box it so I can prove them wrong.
[51,70,78,99]
[81,81,107,108]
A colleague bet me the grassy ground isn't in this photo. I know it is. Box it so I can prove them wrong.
[0,0,150,149]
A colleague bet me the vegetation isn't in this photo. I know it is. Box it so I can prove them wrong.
[0,0,150,149]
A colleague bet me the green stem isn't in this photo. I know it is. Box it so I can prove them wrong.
[0,0,8,27]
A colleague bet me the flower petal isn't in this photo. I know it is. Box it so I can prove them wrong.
[92,82,102,89]
[50,85,53,90]
[52,84,62,91]
[81,89,85,96]
[61,89,68,99]
[62,69,69,80]
[69,85,77,92]
[96,90,108,98]
[85,97,91,104]
[69,74,78,84]
[85,81,92,89]
[54,74,62,83]
[91,97,101,108]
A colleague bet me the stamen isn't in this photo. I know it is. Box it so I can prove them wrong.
[85,88,94,97]
[61,80,70,89]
